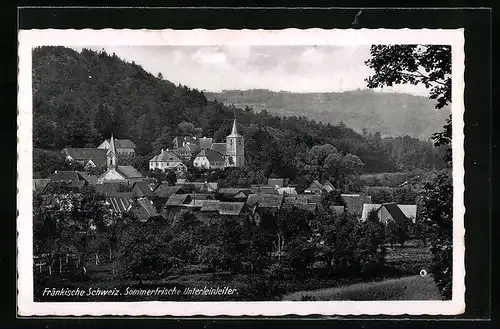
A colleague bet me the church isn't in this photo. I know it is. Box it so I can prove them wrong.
[149,118,245,171]
[98,135,145,184]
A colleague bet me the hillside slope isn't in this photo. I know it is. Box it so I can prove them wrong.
[205,89,450,140]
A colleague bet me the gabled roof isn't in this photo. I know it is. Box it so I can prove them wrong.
[116,166,143,179]
[107,195,134,213]
[165,194,191,206]
[342,194,372,216]
[218,202,246,215]
[306,180,325,192]
[103,139,137,149]
[246,194,283,209]
[218,188,251,197]
[268,178,284,187]
[322,180,335,192]
[150,149,182,163]
[134,198,160,221]
[49,171,82,182]
[382,203,409,222]
[250,186,278,194]
[78,172,98,185]
[33,179,51,193]
[132,181,155,197]
[398,205,417,220]
[42,181,86,194]
[211,143,227,155]
[284,203,318,213]
[195,148,225,163]
[200,200,221,212]
[63,148,108,167]
[154,184,181,198]
[95,182,132,197]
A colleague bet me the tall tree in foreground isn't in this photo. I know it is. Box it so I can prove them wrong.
[365,45,452,164]
[366,45,453,298]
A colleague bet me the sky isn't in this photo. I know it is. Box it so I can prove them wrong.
[72,45,429,96]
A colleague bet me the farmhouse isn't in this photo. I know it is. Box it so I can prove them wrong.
[361,203,417,224]
[149,149,187,172]
[193,148,225,169]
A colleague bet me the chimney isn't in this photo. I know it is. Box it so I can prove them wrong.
[161,149,164,153]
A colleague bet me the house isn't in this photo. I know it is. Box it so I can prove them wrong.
[361,203,417,224]
[246,193,284,216]
[268,178,284,188]
[131,181,156,199]
[193,148,225,170]
[149,149,187,172]
[342,194,372,217]
[98,138,137,156]
[62,148,108,168]
[304,180,325,194]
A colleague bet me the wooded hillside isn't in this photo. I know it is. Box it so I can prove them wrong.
[33,46,446,175]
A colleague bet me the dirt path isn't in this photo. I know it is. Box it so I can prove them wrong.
[283,275,442,301]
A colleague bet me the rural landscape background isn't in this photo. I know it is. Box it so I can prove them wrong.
[32,45,453,302]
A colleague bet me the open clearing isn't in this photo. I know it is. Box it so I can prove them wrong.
[283,275,441,301]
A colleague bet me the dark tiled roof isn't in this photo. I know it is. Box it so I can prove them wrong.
[218,188,251,197]
[49,171,81,182]
[247,194,283,209]
[150,150,182,162]
[250,186,278,194]
[165,194,190,206]
[132,181,155,197]
[342,194,372,216]
[154,184,181,198]
[283,203,318,213]
[211,143,227,155]
[382,203,408,222]
[42,181,86,194]
[104,139,137,149]
[198,137,213,149]
[116,166,143,179]
[200,200,221,212]
[63,148,107,167]
[134,198,160,221]
[195,148,225,163]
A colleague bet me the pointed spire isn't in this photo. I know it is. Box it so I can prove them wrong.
[110,134,116,154]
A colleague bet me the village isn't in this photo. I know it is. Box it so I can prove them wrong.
[33,118,417,229]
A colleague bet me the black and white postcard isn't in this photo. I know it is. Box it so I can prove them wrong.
[18,28,465,316]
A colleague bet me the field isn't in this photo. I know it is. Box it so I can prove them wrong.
[283,275,441,301]
[34,240,437,302]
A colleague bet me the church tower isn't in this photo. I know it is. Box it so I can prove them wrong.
[226,118,245,167]
[106,134,118,169]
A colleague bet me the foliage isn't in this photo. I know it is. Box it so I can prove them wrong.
[419,171,453,299]
[365,44,452,163]
[386,217,414,247]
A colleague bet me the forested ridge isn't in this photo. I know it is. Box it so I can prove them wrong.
[33,46,446,177]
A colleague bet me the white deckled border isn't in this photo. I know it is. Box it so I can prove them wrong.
[17,28,465,316]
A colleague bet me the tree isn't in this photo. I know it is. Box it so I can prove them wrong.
[419,171,453,299]
[365,45,452,162]
[386,216,413,247]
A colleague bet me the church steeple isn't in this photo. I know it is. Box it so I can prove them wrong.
[228,118,242,137]
[107,134,117,169]
[225,117,244,167]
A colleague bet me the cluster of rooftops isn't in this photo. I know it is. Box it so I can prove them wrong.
[34,172,417,225]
